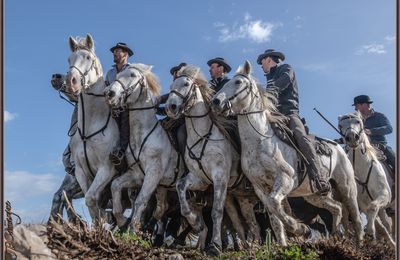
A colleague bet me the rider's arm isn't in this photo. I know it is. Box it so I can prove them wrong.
[268,64,295,92]
[367,113,393,136]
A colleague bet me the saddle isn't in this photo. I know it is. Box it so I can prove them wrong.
[271,117,334,187]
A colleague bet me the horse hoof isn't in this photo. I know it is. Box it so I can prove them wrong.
[205,242,221,257]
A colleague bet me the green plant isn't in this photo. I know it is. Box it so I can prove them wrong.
[276,244,319,260]
[114,231,151,249]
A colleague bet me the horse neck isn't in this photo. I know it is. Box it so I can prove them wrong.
[77,78,110,133]
[348,142,374,176]
[237,96,272,144]
[127,92,159,144]
[185,88,214,141]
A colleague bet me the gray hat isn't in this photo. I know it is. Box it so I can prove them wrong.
[110,42,134,57]
[352,95,373,106]
[257,49,285,64]
[207,57,231,73]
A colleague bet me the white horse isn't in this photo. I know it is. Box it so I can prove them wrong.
[104,63,185,233]
[211,60,364,246]
[338,112,394,246]
[65,34,119,220]
[165,65,259,255]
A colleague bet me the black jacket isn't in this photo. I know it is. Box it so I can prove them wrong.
[209,76,230,93]
[364,109,393,145]
[265,64,299,116]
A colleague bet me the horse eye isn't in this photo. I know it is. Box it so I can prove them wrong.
[184,82,189,87]
[235,80,241,84]
[86,56,90,60]
[131,73,135,77]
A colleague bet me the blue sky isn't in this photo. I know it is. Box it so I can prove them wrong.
[5,0,396,223]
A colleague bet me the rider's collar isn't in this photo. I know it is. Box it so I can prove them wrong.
[112,63,130,73]
[210,75,227,85]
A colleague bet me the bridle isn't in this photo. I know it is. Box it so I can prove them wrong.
[69,49,98,89]
[169,75,199,116]
[339,115,365,147]
[221,73,273,138]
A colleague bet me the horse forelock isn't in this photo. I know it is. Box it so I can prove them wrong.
[129,64,160,98]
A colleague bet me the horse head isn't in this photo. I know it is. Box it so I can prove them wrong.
[338,112,365,148]
[211,60,258,116]
[165,65,204,119]
[66,34,103,94]
[104,63,159,108]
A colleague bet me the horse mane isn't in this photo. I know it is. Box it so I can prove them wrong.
[72,36,104,78]
[353,111,379,161]
[130,63,161,98]
[179,65,236,137]
[235,65,288,126]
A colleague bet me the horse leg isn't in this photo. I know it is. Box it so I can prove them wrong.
[303,194,342,234]
[111,171,137,227]
[50,174,74,221]
[74,162,98,218]
[378,208,393,237]
[237,197,261,244]
[252,185,287,245]
[336,183,364,243]
[223,195,247,246]
[208,175,229,255]
[153,188,169,246]
[85,165,116,220]
[176,174,208,250]
[375,214,396,247]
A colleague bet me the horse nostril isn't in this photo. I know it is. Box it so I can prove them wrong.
[170,104,177,110]
[108,90,115,98]
[345,136,351,142]
[355,134,359,140]
[212,98,221,106]
[72,77,77,85]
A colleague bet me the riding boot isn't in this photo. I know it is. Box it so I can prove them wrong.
[288,114,331,195]
[383,145,396,179]
[110,109,129,173]
[176,123,189,173]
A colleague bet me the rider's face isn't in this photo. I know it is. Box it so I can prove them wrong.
[113,48,128,65]
[209,63,224,79]
[261,57,274,73]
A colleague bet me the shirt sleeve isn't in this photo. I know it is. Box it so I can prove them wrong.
[268,64,295,92]
[368,113,393,136]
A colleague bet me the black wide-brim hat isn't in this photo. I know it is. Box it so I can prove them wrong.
[207,57,231,73]
[110,42,134,57]
[352,95,373,106]
[257,49,285,64]
[170,62,187,75]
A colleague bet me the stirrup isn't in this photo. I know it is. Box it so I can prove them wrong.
[110,149,125,165]
[315,180,331,196]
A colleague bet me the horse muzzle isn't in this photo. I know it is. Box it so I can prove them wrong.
[211,98,231,116]
[166,103,182,119]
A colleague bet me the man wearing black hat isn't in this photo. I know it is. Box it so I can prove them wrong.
[352,95,395,173]
[257,49,331,195]
[207,57,231,92]
[106,42,134,170]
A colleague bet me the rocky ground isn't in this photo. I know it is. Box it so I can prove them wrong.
[4,218,395,260]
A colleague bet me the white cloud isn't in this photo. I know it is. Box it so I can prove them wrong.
[4,111,18,122]
[294,16,302,21]
[5,170,60,203]
[385,35,396,43]
[216,14,280,43]
[355,44,386,55]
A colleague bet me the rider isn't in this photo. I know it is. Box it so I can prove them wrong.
[105,42,134,172]
[257,49,331,195]
[352,95,395,174]
[51,74,77,175]
[207,57,231,92]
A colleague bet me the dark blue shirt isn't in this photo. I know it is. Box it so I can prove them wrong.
[363,109,393,144]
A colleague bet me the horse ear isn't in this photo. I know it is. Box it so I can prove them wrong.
[86,34,94,51]
[244,60,252,75]
[69,36,78,52]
